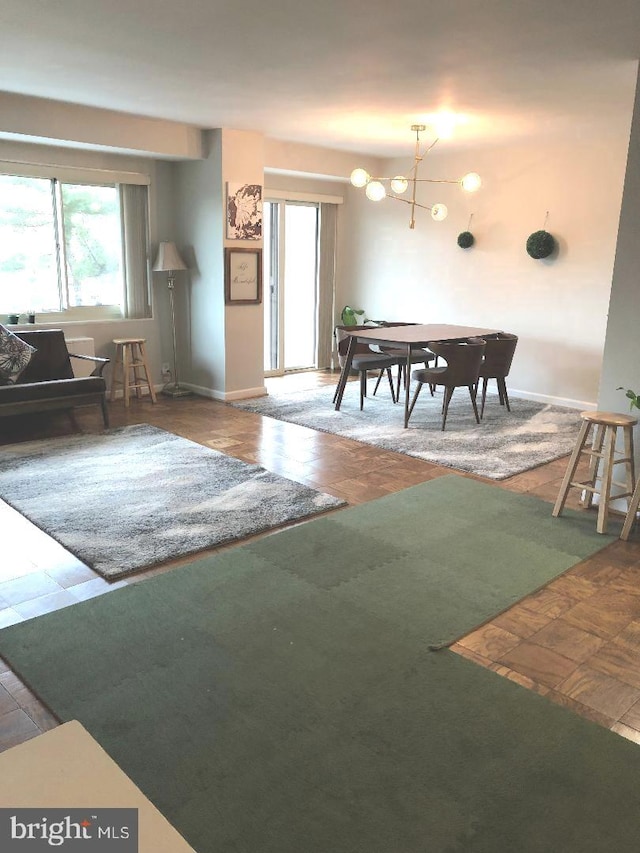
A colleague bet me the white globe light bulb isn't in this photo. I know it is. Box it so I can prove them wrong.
[350,168,370,188]
[431,203,448,222]
[390,176,408,194]
[461,172,482,193]
[365,181,386,202]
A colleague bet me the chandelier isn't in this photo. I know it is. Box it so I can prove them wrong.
[350,124,481,229]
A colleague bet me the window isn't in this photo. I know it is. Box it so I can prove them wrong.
[0,173,150,320]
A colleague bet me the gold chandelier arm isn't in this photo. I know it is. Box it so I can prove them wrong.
[410,178,460,184]
[368,177,460,185]
[385,195,434,212]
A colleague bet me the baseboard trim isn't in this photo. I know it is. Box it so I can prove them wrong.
[508,388,596,411]
[113,381,593,412]
[178,383,268,402]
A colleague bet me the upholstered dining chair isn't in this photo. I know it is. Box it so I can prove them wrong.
[477,332,519,418]
[408,338,486,430]
[369,321,435,402]
[332,325,400,410]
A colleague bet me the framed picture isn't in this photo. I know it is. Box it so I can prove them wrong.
[225,248,262,304]
[226,182,263,240]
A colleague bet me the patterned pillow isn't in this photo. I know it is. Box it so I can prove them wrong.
[0,325,37,384]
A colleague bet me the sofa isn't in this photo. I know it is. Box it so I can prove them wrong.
[0,329,110,427]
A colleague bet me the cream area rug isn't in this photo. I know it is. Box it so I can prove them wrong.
[232,383,582,480]
[0,425,345,579]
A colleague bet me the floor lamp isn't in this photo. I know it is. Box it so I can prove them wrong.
[152,241,192,398]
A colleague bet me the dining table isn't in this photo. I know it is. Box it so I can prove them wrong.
[334,323,503,427]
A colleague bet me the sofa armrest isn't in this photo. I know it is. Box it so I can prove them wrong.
[69,353,110,378]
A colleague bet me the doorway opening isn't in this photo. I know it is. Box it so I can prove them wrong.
[263,201,319,375]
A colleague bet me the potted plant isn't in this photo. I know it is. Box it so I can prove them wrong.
[341,306,367,326]
[618,387,640,411]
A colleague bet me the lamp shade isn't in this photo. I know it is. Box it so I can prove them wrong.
[153,241,187,273]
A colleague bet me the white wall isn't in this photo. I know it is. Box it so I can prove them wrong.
[173,128,267,399]
[174,131,226,394]
[222,128,266,398]
[337,120,634,408]
[0,92,204,159]
[265,138,382,183]
[599,65,640,462]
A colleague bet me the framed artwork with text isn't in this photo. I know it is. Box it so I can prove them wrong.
[225,247,262,304]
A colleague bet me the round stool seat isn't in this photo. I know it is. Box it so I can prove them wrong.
[580,410,638,428]
[112,337,146,345]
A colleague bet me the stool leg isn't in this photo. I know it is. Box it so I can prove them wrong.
[623,424,635,501]
[123,344,131,408]
[139,342,157,403]
[553,420,591,518]
[596,426,617,534]
[621,477,640,540]
[582,424,605,509]
[132,343,143,399]
[110,345,122,402]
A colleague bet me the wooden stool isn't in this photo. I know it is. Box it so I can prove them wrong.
[110,338,157,407]
[621,477,640,540]
[552,410,637,534]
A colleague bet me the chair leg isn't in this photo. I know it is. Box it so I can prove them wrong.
[480,378,488,419]
[408,381,423,420]
[469,385,481,424]
[373,370,384,397]
[441,387,454,430]
[360,371,366,410]
[500,378,511,412]
[110,344,122,402]
[100,396,110,428]
[386,367,397,403]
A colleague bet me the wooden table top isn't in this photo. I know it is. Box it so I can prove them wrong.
[348,324,503,346]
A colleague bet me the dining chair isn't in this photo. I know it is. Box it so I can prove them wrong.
[332,325,400,410]
[408,338,486,430]
[477,333,518,418]
[369,321,435,402]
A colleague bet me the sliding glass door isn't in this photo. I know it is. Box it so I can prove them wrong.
[263,201,319,374]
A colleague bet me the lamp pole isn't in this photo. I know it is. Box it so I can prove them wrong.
[162,271,192,398]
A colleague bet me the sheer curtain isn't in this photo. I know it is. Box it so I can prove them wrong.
[119,183,151,319]
[316,203,337,368]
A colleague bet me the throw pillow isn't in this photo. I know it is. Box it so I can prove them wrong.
[0,325,37,383]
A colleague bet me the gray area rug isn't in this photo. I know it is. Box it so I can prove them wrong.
[0,425,345,579]
[232,383,583,479]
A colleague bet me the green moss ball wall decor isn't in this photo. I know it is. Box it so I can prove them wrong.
[526,229,556,259]
[457,231,474,249]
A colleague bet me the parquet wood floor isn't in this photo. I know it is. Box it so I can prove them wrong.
[2,370,640,751]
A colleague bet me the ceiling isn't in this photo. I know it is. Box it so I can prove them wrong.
[2,0,640,156]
